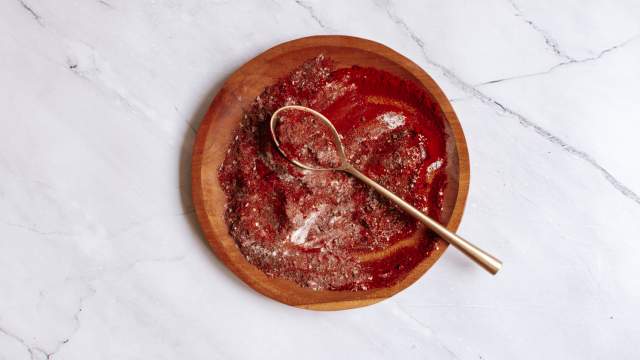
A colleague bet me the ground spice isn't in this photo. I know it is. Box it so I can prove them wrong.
[218,55,448,291]
[274,109,342,169]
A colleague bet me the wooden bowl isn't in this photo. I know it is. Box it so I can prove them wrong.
[191,35,470,310]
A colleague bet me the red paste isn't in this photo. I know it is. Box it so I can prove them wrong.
[218,55,448,291]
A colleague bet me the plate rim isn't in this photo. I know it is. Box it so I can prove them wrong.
[191,35,470,310]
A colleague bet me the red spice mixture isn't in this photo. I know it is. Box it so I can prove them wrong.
[218,55,448,291]
[274,109,342,169]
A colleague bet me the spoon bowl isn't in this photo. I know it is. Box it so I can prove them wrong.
[270,105,348,171]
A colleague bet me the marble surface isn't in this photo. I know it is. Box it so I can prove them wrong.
[1,0,639,358]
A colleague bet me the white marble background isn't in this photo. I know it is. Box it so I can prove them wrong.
[1,0,639,359]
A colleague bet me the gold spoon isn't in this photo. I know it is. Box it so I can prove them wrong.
[270,105,502,275]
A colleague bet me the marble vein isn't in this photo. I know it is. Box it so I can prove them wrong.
[475,34,640,87]
[40,259,183,358]
[117,256,187,275]
[67,56,144,120]
[10,10,189,147]
[0,284,97,360]
[108,209,195,239]
[294,0,329,30]
[45,287,97,360]
[97,0,113,9]
[1,221,74,237]
[0,326,48,360]
[377,0,640,205]
[507,0,574,61]
[175,105,197,134]
[17,0,44,27]
[63,46,189,146]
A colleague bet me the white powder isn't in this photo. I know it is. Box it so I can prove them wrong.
[427,159,443,174]
[290,211,320,245]
[425,158,444,184]
[322,81,355,102]
[377,111,406,129]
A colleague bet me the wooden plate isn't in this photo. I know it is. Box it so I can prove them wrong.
[191,35,470,310]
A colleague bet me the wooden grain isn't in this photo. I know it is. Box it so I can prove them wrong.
[191,35,470,311]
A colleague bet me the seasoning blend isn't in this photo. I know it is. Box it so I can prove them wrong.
[219,56,448,291]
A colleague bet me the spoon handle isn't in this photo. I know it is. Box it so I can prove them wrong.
[344,165,502,275]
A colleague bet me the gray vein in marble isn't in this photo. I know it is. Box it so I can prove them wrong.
[97,0,113,9]
[378,0,640,205]
[66,55,133,112]
[46,286,97,359]
[2,221,74,237]
[0,326,48,360]
[119,256,186,275]
[64,51,185,145]
[294,0,329,30]
[0,284,97,360]
[67,257,187,292]
[108,209,195,239]
[10,258,183,359]
[508,0,574,61]
[475,34,640,87]
[17,0,44,27]
[175,105,197,134]
[62,43,198,149]
[131,256,186,266]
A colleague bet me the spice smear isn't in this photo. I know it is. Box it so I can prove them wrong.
[218,55,448,291]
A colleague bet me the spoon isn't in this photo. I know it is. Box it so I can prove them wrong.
[270,105,502,275]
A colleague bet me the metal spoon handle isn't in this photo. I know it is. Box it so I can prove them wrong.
[344,165,502,275]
